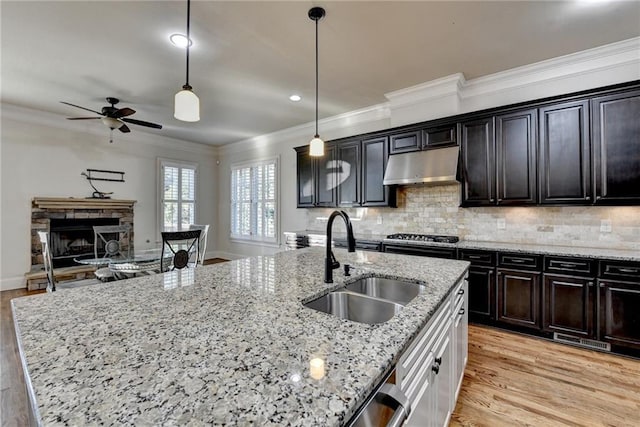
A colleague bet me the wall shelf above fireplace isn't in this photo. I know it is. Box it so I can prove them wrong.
[32,197,136,210]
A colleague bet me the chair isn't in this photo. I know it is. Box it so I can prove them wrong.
[160,230,201,272]
[38,231,101,292]
[93,224,131,281]
[188,224,210,265]
[93,224,131,259]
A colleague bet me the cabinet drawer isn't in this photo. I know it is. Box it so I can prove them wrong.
[423,124,458,149]
[544,256,595,276]
[498,253,541,270]
[459,250,496,266]
[390,130,422,154]
[599,260,640,282]
[384,244,457,259]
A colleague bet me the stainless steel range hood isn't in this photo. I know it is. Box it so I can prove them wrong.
[383,145,460,186]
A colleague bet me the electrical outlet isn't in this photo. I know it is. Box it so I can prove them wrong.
[497,218,506,230]
[600,219,612,233]
[376,215,383,225]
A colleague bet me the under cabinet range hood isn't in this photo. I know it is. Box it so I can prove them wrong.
[383,146,460,186]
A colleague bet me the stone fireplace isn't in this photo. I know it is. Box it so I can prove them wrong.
[28,197,136,289]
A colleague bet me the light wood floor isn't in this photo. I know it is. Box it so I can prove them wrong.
[450,325,640,426]
[2,275,639,426]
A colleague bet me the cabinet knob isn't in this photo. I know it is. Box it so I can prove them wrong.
[432,364,440,375]
[434,357,442,365]
[459,308,466,315]
[457,289,465,295]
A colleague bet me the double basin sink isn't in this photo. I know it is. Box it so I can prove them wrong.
[304,276,425,325]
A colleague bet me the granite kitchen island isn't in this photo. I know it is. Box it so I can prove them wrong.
[12,247,469,426]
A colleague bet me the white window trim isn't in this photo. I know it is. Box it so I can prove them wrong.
[230,156,280,246]
[157,158,198,237]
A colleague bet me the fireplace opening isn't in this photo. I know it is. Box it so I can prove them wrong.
[49,218,120,267]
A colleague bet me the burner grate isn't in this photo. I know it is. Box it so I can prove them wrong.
[386,233,459,244]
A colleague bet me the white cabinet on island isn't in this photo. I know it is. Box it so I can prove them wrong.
[12,247,469,426]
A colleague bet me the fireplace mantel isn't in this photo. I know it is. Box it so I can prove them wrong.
[32,197,136,210]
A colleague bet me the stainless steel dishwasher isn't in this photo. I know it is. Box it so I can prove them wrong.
[347,370,410,427]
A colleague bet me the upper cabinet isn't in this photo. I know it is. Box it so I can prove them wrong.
[296,82,640,209]
[389,129,422,154]
[495,108,537,205]
[591,89,640,205]
[460,117,496,207]
[295,146,315,207]
[295,136,396,208]
[539,99,591,204]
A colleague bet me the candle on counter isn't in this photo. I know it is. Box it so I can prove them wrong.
[309,357,325,380]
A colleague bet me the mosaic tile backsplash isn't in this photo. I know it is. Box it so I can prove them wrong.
[306,184,640,251]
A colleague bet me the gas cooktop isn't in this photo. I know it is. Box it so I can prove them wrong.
[385,233,460,244]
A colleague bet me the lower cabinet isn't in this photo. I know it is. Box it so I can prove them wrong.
[598,279,640,350]
[467,267,494,322]
[399,277,467,427]
[496,269,541,330]
[542,274,594,337]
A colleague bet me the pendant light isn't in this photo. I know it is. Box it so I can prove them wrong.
[174,0,200,122]
[308,7,325,157]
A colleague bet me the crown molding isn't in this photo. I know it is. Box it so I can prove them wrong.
[384,73,466,109]
[461,36,640,99]
[218,102,391,156]
[1,103,218,157]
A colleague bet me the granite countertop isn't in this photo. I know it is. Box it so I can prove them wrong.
[12,247,469,426]
[285,230,639,262]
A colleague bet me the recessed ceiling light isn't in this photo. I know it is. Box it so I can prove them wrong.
[289,94,301,102]
[170,33,193,48]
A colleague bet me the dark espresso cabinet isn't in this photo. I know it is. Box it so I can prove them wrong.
[295,136,395,208]
[497,268,541,330]
[496,109,538,205]
[336,139,361,206]
[460,117,496,206]
[591,89,640,205]
[389,129,422,154]
[539,100,592,204]
[459,250,496,323]
[295,146,315,207]
[597,260,640,350]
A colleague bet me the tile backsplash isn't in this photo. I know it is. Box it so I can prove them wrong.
[305,184,640,251]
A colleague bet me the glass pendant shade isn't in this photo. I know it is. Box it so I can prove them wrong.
[101,116,123,130]
[309,135,324,156]
[174,87,200,122]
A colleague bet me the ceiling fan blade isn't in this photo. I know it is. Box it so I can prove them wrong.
[113,107,136,118]
[66,117,102,120]
[121,117,163,129]
[60,101,103,115]
[118,124,131,133]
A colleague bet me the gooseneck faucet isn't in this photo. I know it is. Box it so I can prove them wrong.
[325,210,356,283]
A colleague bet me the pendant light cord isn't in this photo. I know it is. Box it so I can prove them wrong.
[315,17,319,137]
[185,0,191,88]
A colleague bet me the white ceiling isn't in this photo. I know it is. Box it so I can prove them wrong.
[2,1,639,146]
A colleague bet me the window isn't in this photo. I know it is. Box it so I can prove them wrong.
[231,158,278,243]
[159,159,197,232]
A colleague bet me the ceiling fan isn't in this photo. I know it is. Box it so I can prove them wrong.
[61,97,163,134]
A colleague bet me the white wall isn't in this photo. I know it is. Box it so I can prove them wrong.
[0,106,218,290]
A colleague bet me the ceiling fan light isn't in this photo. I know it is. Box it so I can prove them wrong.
[101,116,123,130]
[174,87,200,122]
[309,135,324,157]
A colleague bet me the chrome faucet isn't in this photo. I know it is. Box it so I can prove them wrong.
[325,210,356,283]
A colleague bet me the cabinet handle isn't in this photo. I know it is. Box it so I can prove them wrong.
[559,263,579,268]
[509,258,527,263]
[457,289,465,295]
[459,308,466,315]
[468,255,482,260]
[587,281,594,287]
[434,357,442,365]
[615,267,639,274]
[432,364,440,375]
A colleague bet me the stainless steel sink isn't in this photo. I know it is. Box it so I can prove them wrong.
[344,277,425,306]
[304,291,403,324]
